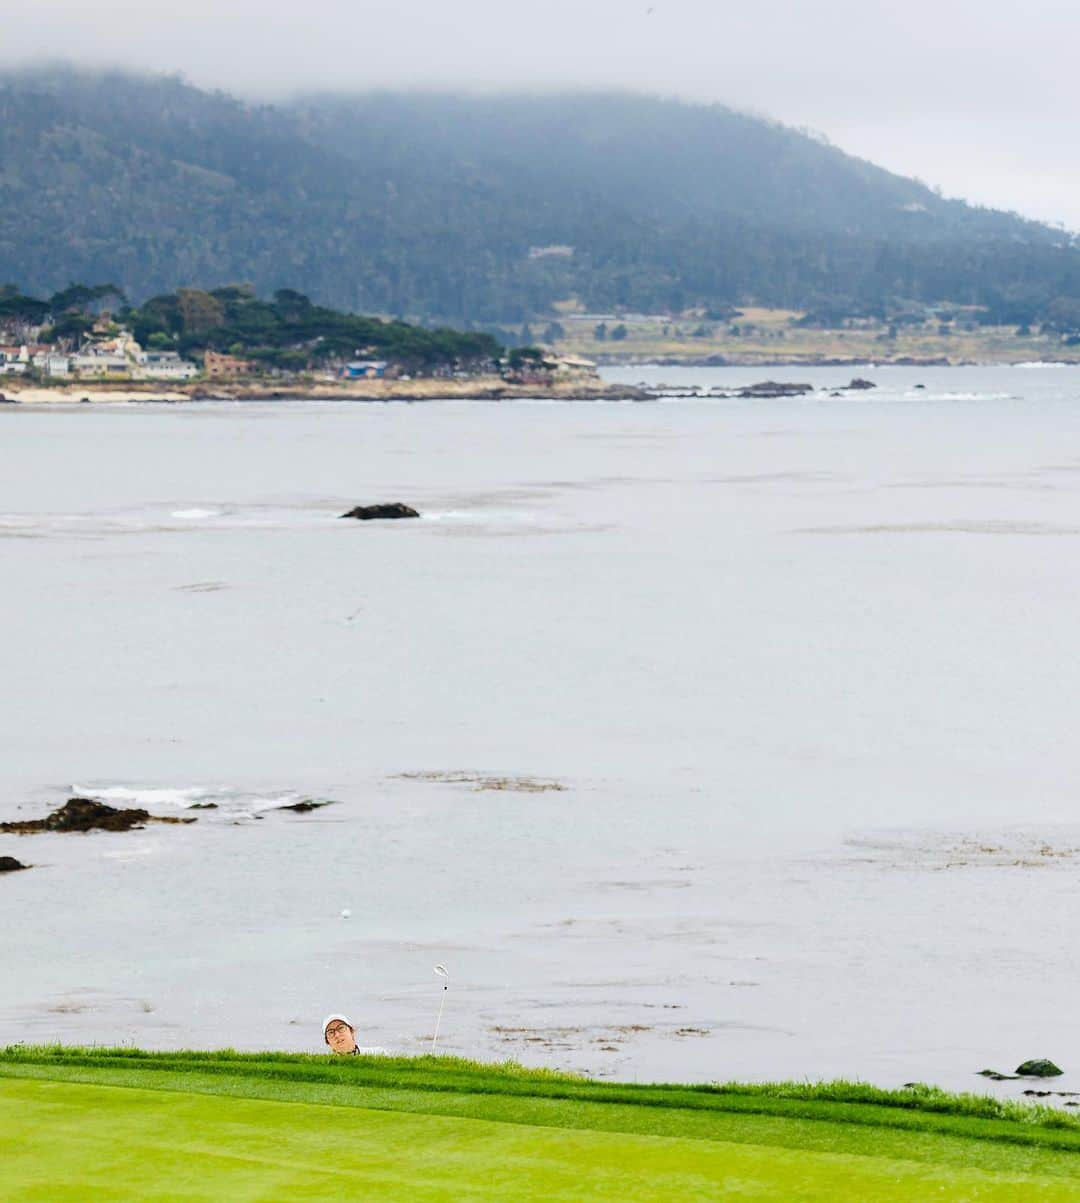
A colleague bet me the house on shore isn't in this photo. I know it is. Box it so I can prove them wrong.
[135,350,199,380]
[341,360,389,380]
[0,345,29,374]
[71,350,130,377]
[553,354,597,374]
[39,353,72,377]
[204,350,256,378]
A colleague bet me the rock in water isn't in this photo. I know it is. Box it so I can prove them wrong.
[0,856,28,872]
[846,377,877,390]
[736,381,813,399]
[1016,1059,1064,1077]
[276,799,336,813]
[340,503,420,520]
[0,797,196,834]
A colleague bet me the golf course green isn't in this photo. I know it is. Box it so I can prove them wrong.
[3,1048,1080,1200]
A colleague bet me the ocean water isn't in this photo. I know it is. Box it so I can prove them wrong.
[2,363,1080,1099]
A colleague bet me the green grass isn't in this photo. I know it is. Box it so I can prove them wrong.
[3,1048,1080,1200]
[552,307,1080,366]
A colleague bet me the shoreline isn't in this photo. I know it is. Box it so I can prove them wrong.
[4,360,1077,407]
[585,353,1080,368]
[0,375,648,405]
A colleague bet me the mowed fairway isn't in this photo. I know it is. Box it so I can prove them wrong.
[3,1052,1080,1201]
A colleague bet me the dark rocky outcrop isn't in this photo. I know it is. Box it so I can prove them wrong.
[0,856,29,872]
[340,503,420,521]
[0,797,196,834]
[1016,1059,1063,1078]
[737,381,813,398]
[846,377,877,390]
[276,799,336,813]
[978,1059,1065,1081]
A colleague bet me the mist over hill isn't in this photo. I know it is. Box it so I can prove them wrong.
[3,67,1080,326]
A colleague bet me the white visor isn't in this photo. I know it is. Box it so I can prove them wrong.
[323,1014,352,1038]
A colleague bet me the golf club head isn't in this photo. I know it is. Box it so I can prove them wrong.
[433,964,449,981]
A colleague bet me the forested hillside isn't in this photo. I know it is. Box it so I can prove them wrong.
[3,67,1079,326]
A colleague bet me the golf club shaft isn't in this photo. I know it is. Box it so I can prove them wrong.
[432,986,448,1052]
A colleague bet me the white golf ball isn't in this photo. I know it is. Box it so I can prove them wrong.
[340,908,351,919]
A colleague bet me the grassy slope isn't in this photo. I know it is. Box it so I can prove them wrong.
[3,1049,1080,1201]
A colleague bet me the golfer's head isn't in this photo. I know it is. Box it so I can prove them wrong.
[323,1014,357,1054]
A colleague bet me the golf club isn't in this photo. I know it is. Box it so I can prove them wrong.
[432,964,449,1052]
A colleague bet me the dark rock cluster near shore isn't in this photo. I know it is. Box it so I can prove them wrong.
[340,503,420,520]
[978,1058,1064,1081]
[0,855,29,872]
[0,797,196,834]
[641,377,878,401]
[737,381,814,398]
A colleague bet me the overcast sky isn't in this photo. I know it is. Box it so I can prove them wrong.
[6,0,1078,227]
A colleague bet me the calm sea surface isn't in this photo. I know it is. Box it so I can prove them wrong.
[3,363,1079,1096]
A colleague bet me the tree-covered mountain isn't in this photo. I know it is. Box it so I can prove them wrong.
[3,67,1079,326]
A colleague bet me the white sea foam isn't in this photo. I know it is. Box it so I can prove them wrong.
[0,504,322,538]
[72,784,311,814]
[424,509,538,524]
[73,784,218,808]
[927,391,1014,401]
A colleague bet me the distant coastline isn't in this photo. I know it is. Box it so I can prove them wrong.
[584,353,1080,368]
[592,354,960,368]
[547,305,1080,368]
[0,375,648,405]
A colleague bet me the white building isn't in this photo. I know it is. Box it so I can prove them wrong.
[135,351,199,380]
[0,345,28,374]
[41,354,71,377]
[554,354,597,373]
[71,352,130,377]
